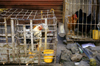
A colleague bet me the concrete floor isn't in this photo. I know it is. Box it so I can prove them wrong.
[56,34,66,63]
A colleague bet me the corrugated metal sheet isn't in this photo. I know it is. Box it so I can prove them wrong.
[0,0,63,23]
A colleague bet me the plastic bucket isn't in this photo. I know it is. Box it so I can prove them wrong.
[93,30,99,40]
[44,49,54,63]
[99,31,100,39]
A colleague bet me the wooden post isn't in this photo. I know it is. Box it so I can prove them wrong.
[11,19,15,61]
[38,31,42,65]
[45,18,47,50]
[23,25,27,56]
[4,18,9,62]
[30,20,34,51]
[54,18,57,66]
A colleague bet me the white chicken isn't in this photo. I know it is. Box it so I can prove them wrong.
[25,23,52,44]
[33,25,43,38]
[26,24,44,43]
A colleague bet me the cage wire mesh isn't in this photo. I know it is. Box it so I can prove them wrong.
[65,0,100,42]
[0,8,57,65]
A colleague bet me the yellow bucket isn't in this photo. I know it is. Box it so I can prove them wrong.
[93,30,99,40]
[44,49,54,63]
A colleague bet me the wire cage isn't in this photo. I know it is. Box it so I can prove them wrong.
[0,8,57,66]
[64,0,100,42]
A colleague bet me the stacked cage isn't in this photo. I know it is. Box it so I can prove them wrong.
[0,8,57,66]
[64,0,100,42]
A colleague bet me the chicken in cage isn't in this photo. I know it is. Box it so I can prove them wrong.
[0,8,57,66]
[65,0,99,41]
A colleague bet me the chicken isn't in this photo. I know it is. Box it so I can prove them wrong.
[75,9,97,33]
[68,9,97,35]
[75,9,87,33]
[68,14,78,35]
[26,23,51,43]
[26,24,44,43]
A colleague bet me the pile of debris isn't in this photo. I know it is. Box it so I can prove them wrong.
[60,43,100,66]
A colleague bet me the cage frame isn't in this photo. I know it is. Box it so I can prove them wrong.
[0,8,57,66]
[64,0,100,42]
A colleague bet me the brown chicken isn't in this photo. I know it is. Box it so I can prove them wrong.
[67,14,78,35]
